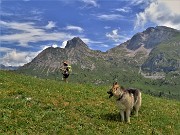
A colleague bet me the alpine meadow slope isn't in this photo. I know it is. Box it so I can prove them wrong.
[0,70,180,134]
[16,26,180,100]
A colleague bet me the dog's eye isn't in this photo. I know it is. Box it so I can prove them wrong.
[113,88,117,91]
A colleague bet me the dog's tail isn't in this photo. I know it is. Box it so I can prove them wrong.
[134,91,142,106]
[127,88,141,105]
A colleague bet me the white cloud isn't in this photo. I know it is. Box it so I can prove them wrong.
[52,44,58,48]
[106,29,130,43]
[81,0,99,7]
[61,41,67,48]
[65,25,84,33]
[97,14,124,20]
[0,49,38,66]
[115,7,131,13]
[80,37,103,45]
[135,0,180,30]
[0,47,13,53]
[45,21,56,29]
[106,29,120,42]
[42,43,58,50]
[0,21,74,47]
[131,0,146,5]
[130,0,153,6]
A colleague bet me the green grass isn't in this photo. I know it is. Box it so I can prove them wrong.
[0,70,180,134]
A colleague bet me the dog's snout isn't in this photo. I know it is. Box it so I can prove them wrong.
[107,89,113,98]
[107,91,111,94]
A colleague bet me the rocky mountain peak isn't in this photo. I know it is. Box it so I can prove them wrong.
[65,37,89,49]
[127,26,180,50]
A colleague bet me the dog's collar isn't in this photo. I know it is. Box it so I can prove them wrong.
[117,93,124,101]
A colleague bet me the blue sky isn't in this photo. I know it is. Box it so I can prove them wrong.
[0,0,180,66]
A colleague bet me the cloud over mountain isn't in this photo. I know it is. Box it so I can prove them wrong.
[135,0,180,30]
[0,49,38,66]
[106,29,120,42]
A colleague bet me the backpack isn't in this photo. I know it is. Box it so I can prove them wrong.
[67,65,72,73]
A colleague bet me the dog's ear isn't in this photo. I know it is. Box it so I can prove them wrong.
[113,82,118,85]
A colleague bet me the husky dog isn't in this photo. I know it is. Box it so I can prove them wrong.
[107,82,142,123]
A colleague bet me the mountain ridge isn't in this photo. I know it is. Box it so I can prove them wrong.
[0,64,19,70]
[17,26,180,84]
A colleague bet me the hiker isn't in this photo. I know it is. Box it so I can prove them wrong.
[60,61,71,83]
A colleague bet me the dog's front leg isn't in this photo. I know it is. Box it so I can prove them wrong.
[120,111,125,122]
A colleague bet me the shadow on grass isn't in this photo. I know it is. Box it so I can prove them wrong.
[100,112,121,122]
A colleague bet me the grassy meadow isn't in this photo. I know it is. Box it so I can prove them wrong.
[0,70,180,134]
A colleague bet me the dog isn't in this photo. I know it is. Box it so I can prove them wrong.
[107,82,142,123]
